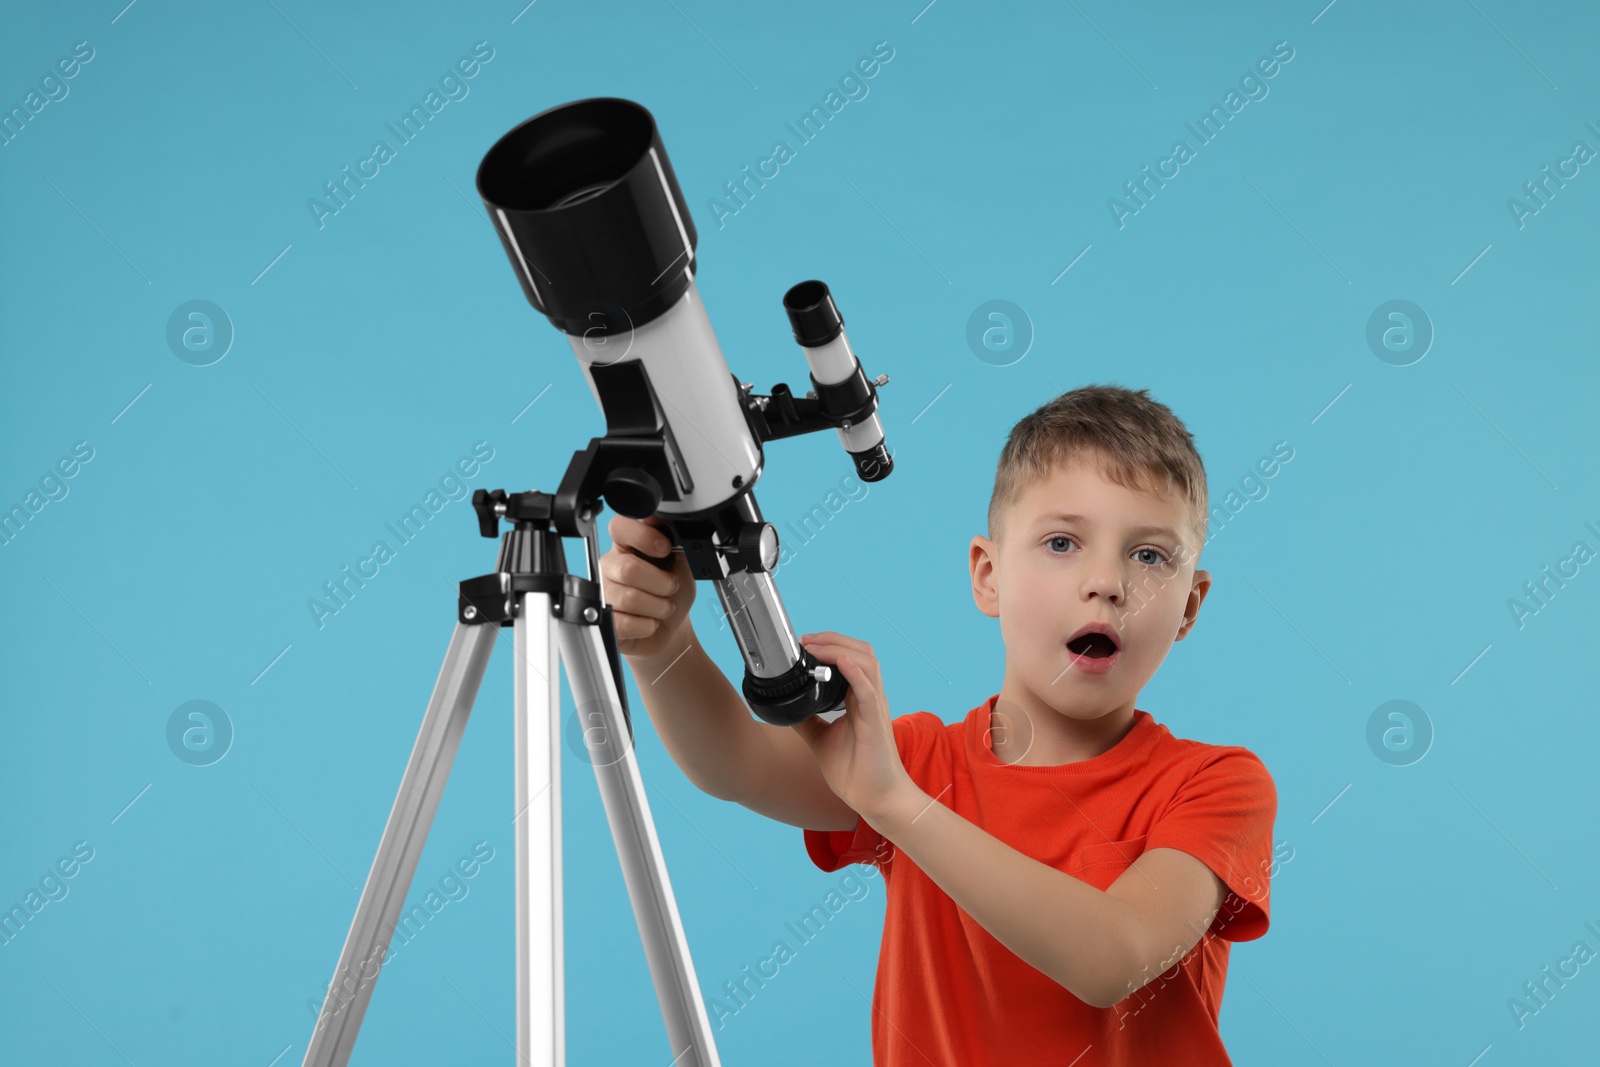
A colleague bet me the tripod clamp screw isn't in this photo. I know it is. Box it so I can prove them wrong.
[473,488,512,538]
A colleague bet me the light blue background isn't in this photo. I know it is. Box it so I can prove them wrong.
[3,1,1597,1064]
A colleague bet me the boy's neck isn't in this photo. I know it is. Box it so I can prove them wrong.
[988,675,1139,767]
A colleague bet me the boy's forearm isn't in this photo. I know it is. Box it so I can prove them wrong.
[623,624,762,801]
[868,782,1134,1009]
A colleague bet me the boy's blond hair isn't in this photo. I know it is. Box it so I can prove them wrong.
[986,383,1209,555]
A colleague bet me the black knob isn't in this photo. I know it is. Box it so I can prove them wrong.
[737,522,779,572]
[603,467,662,519]
[473,488,507,538]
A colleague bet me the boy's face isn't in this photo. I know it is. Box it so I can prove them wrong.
[968,454,1211,726]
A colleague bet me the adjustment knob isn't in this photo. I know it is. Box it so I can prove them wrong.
[603,467,662,519]
[738,522,780,572]
[473,488,508,538]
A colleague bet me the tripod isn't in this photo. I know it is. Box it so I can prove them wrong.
[302,466,724,1067]
[302,94,895,1065]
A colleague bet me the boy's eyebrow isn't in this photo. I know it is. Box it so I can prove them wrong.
[1031,512,1180,541]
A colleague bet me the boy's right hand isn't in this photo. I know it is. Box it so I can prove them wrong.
[600,514,697,662]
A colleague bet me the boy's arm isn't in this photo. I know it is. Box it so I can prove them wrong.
[786,630,1271,1009]
[625,626,860,832]
[867,784,1227,1010]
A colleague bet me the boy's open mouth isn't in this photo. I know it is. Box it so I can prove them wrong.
[1065,633,1119,659]
[1064,622,1122,664]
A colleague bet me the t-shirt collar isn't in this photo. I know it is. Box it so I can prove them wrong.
[968,693,1160,774]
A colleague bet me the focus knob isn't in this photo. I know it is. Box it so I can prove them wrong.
[738,523,780,572]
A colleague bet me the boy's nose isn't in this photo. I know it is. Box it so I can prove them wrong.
[1081,571,1127,604]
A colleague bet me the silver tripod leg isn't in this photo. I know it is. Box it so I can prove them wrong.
[546,593,724,1067]
[302,588,721,1066]
[303,621,497,1067]
[516,590,563,1065]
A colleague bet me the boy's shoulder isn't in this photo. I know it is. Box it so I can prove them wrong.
[1138,716,1279,829]
[887,707,962,766]
[1148,715,1275,780]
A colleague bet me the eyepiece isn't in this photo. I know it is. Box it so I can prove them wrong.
[783,280,844,347]
[849,441,894,483]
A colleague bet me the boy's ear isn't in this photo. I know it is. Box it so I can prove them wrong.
[1175,568,1212,640]
[969,536,999,618]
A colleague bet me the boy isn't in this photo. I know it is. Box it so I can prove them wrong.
[600,384,1278,1065]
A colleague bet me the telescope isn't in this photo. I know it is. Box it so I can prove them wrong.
[476,95,893,725]
[302,96,892,1067]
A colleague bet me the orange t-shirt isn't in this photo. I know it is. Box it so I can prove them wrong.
[803,694,1278,1066]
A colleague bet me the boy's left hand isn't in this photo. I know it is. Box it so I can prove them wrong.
[791,631,917,825]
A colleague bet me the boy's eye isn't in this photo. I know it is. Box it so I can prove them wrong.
[1047,537,1170,566]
